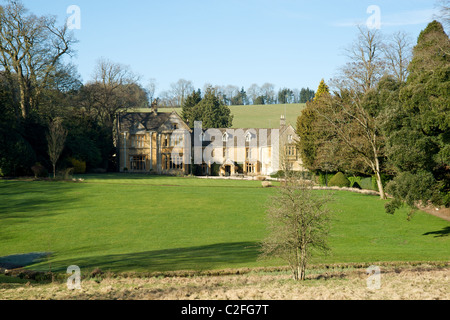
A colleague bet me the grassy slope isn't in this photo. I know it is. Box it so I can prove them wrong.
[133,103,305,129]
[0,175,448,273]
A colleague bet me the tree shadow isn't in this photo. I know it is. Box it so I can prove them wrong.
[42,242,262,273]
[0,181,80,240]
[422,226,450,238]
[0,252,52,269]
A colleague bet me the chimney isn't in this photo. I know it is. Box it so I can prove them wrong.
[280,115,286,130]
[151,99,158,114]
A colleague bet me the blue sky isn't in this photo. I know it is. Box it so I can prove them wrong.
[19,0,440,95]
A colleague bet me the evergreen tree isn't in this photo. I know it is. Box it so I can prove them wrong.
[188,87,233,129]
[296,80,331,171]
[314,79,330,101]
[181,89,202,127]
[384,20,450,212]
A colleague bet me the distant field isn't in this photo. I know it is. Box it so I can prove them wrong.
[0,174,448,274]
[130,103,305,129]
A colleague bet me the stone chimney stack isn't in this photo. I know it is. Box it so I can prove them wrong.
[151,99,158,113]
[280,115,286,130]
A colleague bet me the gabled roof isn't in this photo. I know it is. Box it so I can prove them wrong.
[118,111,191,133]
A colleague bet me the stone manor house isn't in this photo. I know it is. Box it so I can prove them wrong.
[116,106,304,177]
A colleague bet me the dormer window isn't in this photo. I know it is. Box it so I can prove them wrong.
[245,132,252,142]
[222,132,230,142]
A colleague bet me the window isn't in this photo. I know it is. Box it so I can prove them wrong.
[246,162,255,174]
[131,135,145,148]
[169,154,183,170]
[285,146,297,157]
[170,134,183,146]
[130,155,146,171]
[246,132,252,142]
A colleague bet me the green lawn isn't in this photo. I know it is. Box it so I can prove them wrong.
[0,174,448,274]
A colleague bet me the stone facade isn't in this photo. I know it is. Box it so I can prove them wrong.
[116,109,305,176]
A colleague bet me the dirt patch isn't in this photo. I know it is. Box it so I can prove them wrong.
[419,206,450,222]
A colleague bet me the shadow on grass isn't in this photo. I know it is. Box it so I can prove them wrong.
[0,181,81,240]
[47,242,261,273]
[0,252,52,269]
[423,226,450,238]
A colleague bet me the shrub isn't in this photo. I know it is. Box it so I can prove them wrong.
[328,172,350,188]
[318,172,334,186]
[31,163,48,178]
[360,177,373,190]
[348,176,362,188]
[351,181,362,189]
[69,158,86,174]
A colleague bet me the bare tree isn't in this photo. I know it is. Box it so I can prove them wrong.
[260,83,276,104]
[260,168,333,281]
[314,92,387,199]
[319,26,388,200]
[88,58,143,125]
[382,31,413,83]
[435,0,450,31]
[338,25,385,93]
[146,78,157,104]
[170,79,194,107]
[47,117,67,178]
[0,0,76,119]
[247,83,261,104]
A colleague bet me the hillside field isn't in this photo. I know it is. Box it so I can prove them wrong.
[0,174,448,275]
[133,103,305,129]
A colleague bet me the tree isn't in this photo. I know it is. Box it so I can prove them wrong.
[146,78,158,104]
[247,83,261,105]
[260,83,276,104]
[189,87,233,128]
[0,0,76,120]
[315,86,388,199]
[383,20,450,212]
[181,89,202,127]
[296,80,331,171]
[47,117,67,178]
[170,79,194,107]
[337,25,384,93]
[314,80,329,101]
[231,87,248,105]
[277,88,294,104]
[382,31,413,83]
[260,169,332,281]
[299,87,315,103]
[87,58,146,127]
[314,27,390,200]
[435,0,450,31]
